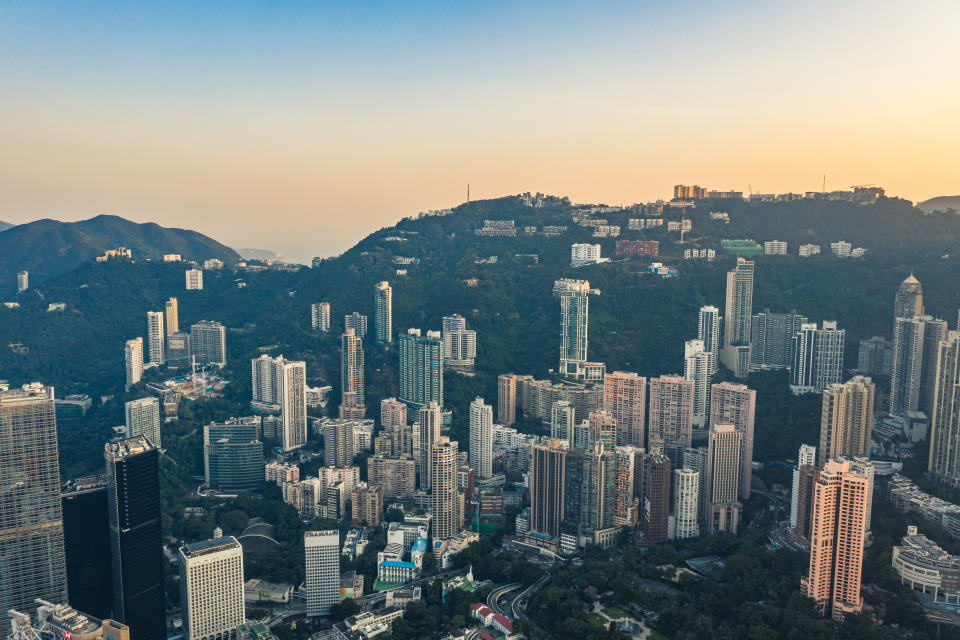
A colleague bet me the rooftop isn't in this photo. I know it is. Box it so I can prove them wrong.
[105,434,157,459]
[182,536,241,557]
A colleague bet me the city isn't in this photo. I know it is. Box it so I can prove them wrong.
[1,3,959,640]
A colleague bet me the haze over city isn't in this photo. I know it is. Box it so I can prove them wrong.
[1,0,958,260]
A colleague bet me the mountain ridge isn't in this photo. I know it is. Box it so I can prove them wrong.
[0,214,240,289]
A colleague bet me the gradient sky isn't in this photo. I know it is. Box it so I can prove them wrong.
[1,1,958,261]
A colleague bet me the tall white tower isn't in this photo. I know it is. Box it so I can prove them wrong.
[684,339,710,428]
[698,305,720,375]
[179,536,245,640]
[125,337,144,389]
[146,311,165,366]
[673,468,700,539]
[469,397,493,479]
[305,530,340,616]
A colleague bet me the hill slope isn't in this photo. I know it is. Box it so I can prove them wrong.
[0,214,239,288]
[918,195,960,213]
[0,220,13,232]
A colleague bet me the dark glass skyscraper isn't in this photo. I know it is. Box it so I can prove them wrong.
[62,476,113,619]
[105,436,166,640]
[204,422,264,491]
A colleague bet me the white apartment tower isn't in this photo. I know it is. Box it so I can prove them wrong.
[554,278,605,382]
[550,400,577,449]
[721,258,754,378]
[698,305,721,375]
[312,302,331,331]
[430,437,460,541]
[305,530,340,616]
[17,270,29,293]
[125,396,162,448]
[124,337,144,388]
[185,268,203,290]
[684,339,711,428]
[417,402,443,490]
[179,537,245,640]
[469,397,494,479]
[375,281,393,343]
[146,311,165,366]
[791,444,817,528]
[442,314,477,372]
[250,354,307,451]
[673,468,700,539]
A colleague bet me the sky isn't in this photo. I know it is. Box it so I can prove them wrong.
[1,1,958,262]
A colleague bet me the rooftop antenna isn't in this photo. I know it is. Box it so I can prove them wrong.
[822,174,826,193]
[467,184,470,204]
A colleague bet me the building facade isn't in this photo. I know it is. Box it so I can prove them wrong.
[720,258,754,378]
[305,530,341,616]
[179,537,245,640]
[375,281,393,343]
[818,376,875,467]
[648,375,694,470]
[125,396,162,448]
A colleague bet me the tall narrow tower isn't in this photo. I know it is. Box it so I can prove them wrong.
[0,383,67,637]
[340,329,366,418]
[554,278,605,382]
[469,397,493,479]
[374,281,393,344]
[720,258,754,377]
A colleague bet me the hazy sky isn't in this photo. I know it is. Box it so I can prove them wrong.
[1,1,958,261]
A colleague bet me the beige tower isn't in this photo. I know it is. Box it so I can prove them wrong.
[340,329,366,419]
[709,382,756,500]
[929,332,960,480]
[801,459,868,621]
[818,376,875,467]
[648,375,694,469]
[498,373,517,426]
[705,423,742,534]
[430,437,460,541]
[603,371,647,448]
[417,402,442,490]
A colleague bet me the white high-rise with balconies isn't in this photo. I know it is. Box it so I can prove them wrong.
[125,396,162,448]
[185,268,203,290]
[375,281,393,343]
[720,258,754,378]
[791,444,817,528]
[146,311,165,366]
[305,530,340,616]
[311,302,331,331]
[250,354,307,451]
[124,337,144,389]
[442,314,477,372]
[698,305,721,375]
[469,397,494,479]
[684,339,711,428]
[673,468,700,539]
[554,278,605,382]
[179,536,245,640]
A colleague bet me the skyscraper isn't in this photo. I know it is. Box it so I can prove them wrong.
[165,297,179,335]
[648,375,694,469]
[124,337,143,388]
[928,332,960,481]
[469,397,494,479]
[398,328,443,409]
[497,373,517,426]
[430,437,460,540]
[709,382,756,500]
[894,273,923,322]
[684,340,711,427]
[698,305,721,375]
[857,336,893,376]
[529,439,567,538]
[179,537,245,640]
[801,459,868,621]
[890,316,926,417]
[250,354,307,450]
[146,311,165,365]
[550,400,577,449]
[344,311,368,337]
[340,329,366,418]
[417,402,442,490]
[0,383,67,636]
[750,309,808,369]
[673,468,700,539]
[305,530,340,616]
[586,409,617,450]
[375,281,393,343]
[613,446,641,527]
[381,397,409,455]
[62,477,113,620]
[603,371,646,448]
[720,257,754,378]
[790,321,846,393]
[189,320,227,367]
[919,316,949,416]
[818,376,875,467]
[554,278,606,382]
[705,423,742,534]
[790,444,817,529]
[442,314,477,372]
[311,301,331,331]
[641,455,671,545]
[105,436,165,640]
[203,422,264,492]
[683,447,708,527]
[564,442,615,533]
[125,396,162,448]
[323,419,355,468]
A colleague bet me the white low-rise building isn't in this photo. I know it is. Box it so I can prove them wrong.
[892,526,960,604]
[570,243,606,267]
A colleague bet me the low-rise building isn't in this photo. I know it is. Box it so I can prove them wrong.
[892,526,960,605]
[244,579,294,604]
[799,244,821,257]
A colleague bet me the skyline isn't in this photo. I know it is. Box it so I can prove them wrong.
[1,1,958,261]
